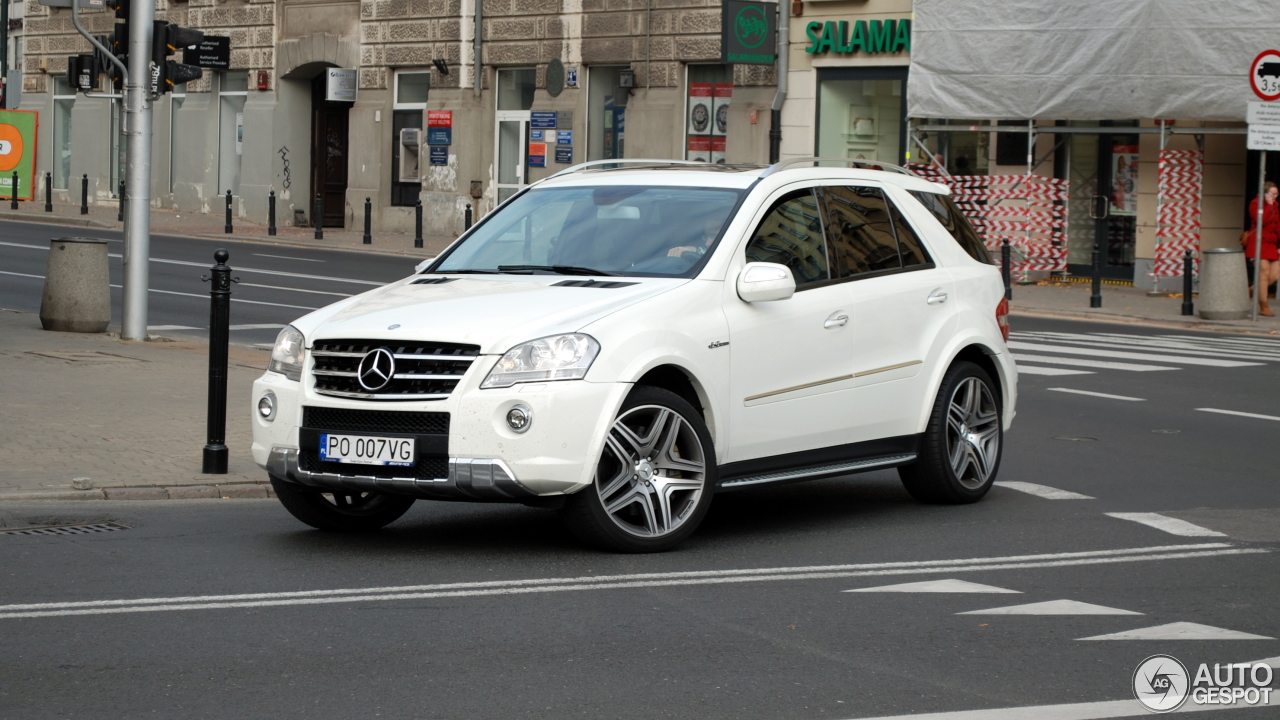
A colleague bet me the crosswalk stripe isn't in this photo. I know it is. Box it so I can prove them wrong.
[1048,388,1145,401]
[959,599,1141,615]
[995,482,1094,500]
[1012,333,1280,362]
[1007,341,1262,367]
[1026,331,1280,358]
[1197,408,1280,422]
[1011,354,1176,372]
[1015,366,1093,376]
[1079,621,1273,641]
[1106,513,1226,537]
[1162,333,1280,348]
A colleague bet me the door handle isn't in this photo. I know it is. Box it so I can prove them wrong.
[927,290,949,305]
[824,313,849,329]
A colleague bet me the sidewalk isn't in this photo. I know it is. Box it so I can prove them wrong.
[0,199,456,259]
[0,308,273,501]
[1008,280,1280,335]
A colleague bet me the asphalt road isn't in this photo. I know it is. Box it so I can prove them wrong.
[1,226,1278,718]
[0,219,421,348]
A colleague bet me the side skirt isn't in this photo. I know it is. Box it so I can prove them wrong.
[716,435,919,492]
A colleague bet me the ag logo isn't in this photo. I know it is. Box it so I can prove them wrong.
[734,5,769,49]
[0,124,24,172]
[1133,655,1190,712]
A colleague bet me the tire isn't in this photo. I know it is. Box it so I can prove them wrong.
[899,361,1003,504]
[269,475,416,532]
[562,386,717,553]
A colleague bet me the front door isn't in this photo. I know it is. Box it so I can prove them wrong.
[495,111,530,205]
[1066,128,1139,278]
[310,74,350,228]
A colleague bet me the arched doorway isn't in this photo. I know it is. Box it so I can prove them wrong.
[309,71,350,228]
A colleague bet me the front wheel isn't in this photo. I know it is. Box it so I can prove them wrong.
[562,386,716,553]
[270,476,416,531]
[899,361,1003,504]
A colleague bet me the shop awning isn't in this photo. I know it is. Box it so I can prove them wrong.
[907,0,1276,122]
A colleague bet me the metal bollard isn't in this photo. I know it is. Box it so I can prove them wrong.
[1090,240,1103,308]
[224,190,233,234]
[44,172,52,212]
[363,196,372,244]
[1182,249,1195,316]
[117,180,125,222]
[314,194,324,240]
[10,171,18,210]
[201,249,234,474]
[465,203,473,231]
[268,190,277,236]
[414,200,423,249]
[1000,238,1012,301]
[80,174,88,215]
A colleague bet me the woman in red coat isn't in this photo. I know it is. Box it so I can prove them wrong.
[1245,181,1280,316]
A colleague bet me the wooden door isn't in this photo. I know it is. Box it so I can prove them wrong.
[311,75,350,228]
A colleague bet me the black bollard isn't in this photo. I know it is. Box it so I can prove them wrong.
[10,171,18,210]
[268,190,277,236]
[314,193,323,240]
[201,249,233,474]
[1000,238,1012,301]
[414,199,423,248]
[1182,249,1195,316]
[465,203,473,231]
[80,174,88,215]
[44,172,52,212]
[117,179,125,222]
[1090,240,1103,308]
[224,190,233,234]
[363,196,372,244]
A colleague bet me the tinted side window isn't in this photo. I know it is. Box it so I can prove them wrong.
[909,190,993,264]
[887,199,933,267]
[744,190,830,287]
[820,186,902,278]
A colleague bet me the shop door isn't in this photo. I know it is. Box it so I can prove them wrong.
[1066,129,1139,278]
[310,75,350,228]
[495,111,530,205]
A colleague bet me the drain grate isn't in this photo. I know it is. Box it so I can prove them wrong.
[0,522,130,536]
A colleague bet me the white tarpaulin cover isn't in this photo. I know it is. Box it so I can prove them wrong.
[908,0,1276,121]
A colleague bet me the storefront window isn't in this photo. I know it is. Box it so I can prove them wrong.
[816,68,906,164]
[392,70,429,207]
[497,68,535,111]
[685,64,732,163]
[52,78,74,190]
[588,66,627,161]
[217,72,249,197]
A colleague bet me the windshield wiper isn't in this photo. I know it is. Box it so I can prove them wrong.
[497,265,619,277]
[433,269,499,274]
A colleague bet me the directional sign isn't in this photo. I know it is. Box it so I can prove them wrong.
[1250,49,1280,102]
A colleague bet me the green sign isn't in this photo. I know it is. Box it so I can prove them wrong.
[0,110,38,201]
[805,19,911,55]
[722,0,778,65]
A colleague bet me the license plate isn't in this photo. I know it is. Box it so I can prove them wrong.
[318,434,415,466]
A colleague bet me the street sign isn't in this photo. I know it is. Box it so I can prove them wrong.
[427,110,451,127]
[429,146,448,166]
[1250,49,1280,101]
[531,111,557,129]
[1248,102,1280,150]
[182,36,230,70]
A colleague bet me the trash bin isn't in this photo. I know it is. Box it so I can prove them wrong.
[39,237,110,332]
[1197,247,1250,321]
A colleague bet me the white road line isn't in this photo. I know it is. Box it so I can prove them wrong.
[107,285,320,311]
[1008,341,1262,367]
[1197,408,1280,422]
[229,324,284,331]
[1106,513,1227,537]
[1047,388,1145,402]
[253,253,326,263]
[1014,366,1094,376]
[958,599,1141,615]
[1015,332,1280,362]
[0,546,1263,619]
[1010,354,1177,372]
[995,481,1094,500]
[237,282,352,297]
[1162,333,1280,348]
[1080,621,1274,641]
[839,693,1278,719]
[0,270,45,279]
[147,325,199,331]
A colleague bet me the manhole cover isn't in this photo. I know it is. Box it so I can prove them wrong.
[1,522,130,536]
[26,351,144,364]
[1053,436,1098,442]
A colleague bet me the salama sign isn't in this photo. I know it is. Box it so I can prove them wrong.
[805,18,911,55]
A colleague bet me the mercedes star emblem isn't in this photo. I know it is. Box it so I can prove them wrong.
[357,347,396,391]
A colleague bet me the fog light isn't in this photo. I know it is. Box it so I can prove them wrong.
[258,392,277,421]
[506,404,532,433]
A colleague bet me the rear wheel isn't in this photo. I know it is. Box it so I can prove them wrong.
[899,361,1002,504]
[562,386,716,553]
[269,475,416,531]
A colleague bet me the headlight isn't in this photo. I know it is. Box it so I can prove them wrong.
[481,334,600,389]
[269,325,306,381]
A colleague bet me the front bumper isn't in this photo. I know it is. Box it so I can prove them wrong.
[267,447,535,501]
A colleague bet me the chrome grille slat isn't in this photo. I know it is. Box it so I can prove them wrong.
[311,338,481,402]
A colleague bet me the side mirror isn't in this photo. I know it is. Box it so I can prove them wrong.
[736,262,796,303]
[414,258,435,273]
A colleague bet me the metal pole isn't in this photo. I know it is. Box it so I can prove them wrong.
[117,179,124,222]
[268,190,276,236]
[1090,239,1103,308]
[202,249,231,474]
[10,170,17,209]
[314,193,323,240]
[120,0,155,341]
[1253,151,1266,322]
[1181,249,1194,316]
[414,199,423,248]
[767,0,788,164]
[465,203,473,231]
[44,172,52,212]
[363,196,372,244]
[224,189,232,233]
[1001,238,1012,301]
[80,174,88,214]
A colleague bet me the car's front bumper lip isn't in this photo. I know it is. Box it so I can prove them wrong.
[267,447,537,501]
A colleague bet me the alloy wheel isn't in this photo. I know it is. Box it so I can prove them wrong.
[945,376,1000,489]
[596,405,707,538]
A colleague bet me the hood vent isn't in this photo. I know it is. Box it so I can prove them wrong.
[552,279,638,289]
[411,277,458,285]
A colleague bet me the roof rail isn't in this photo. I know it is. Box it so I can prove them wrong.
[542,159,717,182]
[759,157,918,179]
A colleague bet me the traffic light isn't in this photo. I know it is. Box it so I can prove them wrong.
[151,21,204,94]
[103,22,127,91]
[105,0,127,19]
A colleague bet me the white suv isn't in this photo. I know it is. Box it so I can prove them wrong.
[252,159,1016,552]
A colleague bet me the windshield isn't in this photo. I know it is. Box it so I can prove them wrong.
[431,186,744,277]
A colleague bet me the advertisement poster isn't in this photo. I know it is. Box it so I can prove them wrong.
[686,136,711,163]
[687,83,713,136]
[0,110,37,201]
[711,84,733,137]
[1110,145,1139,216]
[528,142,547,168]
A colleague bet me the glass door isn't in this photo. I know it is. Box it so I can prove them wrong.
[1065,124,1139,278]
[495,112,529,205]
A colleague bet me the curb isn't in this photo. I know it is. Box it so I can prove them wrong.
[0,211,115,230]
[0,482,276,502]
[1009,308,1280,337]
[187,232,436,259]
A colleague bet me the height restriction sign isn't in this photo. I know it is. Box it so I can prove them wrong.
[1250,49,1280,101]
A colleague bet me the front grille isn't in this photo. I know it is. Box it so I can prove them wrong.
[299,451,449,481]
[302,406,449,435]
[311,338,480,401]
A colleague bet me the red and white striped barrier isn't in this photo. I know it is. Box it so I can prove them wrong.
[1153,149,1203,278]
